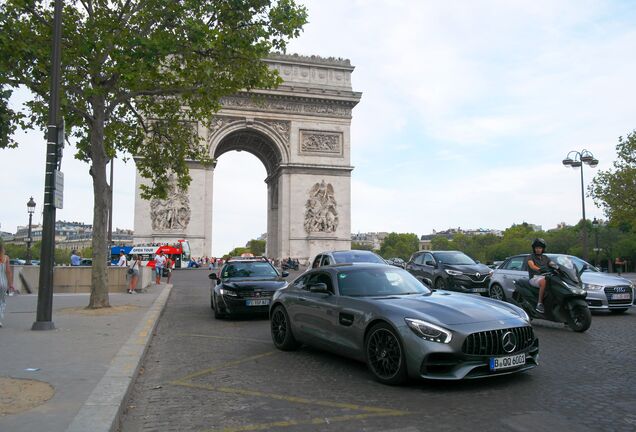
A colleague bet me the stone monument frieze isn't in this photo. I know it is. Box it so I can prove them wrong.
[304,180,339,234]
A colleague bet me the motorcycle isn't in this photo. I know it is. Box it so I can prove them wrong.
[281,260,298,271]
[512,256,592,332]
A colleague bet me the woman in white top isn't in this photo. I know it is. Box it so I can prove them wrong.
[128,254,141,294]
[0,243,15,327]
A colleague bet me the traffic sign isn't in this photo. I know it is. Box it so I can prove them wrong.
[54,170,64,209]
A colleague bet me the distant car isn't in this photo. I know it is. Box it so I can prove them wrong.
[209,256,289,319]
[270,263,538,384]
[309,250,387,269]
[489,253,634,313]
[387,257,406,268]
[405,250,493,294]
[79,258,93,266]
[9,258,26,265]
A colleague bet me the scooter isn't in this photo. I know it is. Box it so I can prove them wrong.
[512,263,592,332]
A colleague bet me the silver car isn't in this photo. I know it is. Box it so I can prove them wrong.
[489,254,634,313]
[270,263,538,384]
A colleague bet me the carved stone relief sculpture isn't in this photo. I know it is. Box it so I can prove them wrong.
[304,180,339,233]
[300,131,342,155]
[150,173,191,231]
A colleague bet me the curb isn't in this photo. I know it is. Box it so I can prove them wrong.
[65,283,173,432]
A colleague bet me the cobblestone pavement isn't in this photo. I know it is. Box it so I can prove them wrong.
[119,270,636,432]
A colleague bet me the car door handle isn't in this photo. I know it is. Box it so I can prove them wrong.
[339,313,354,326]
[299,298,307,302]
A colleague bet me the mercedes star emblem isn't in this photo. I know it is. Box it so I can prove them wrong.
[502,331,517,353]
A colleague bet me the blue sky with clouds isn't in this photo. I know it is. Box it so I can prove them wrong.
[2,0,636,256]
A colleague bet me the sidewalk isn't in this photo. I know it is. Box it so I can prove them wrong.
[0,283,172,432]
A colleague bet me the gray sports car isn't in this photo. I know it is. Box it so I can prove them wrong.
[269,263,539,384]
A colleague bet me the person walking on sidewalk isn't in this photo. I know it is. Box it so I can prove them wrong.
[0,243,15,327]
[128,254,141,294]
[154,250,166,284]
[117,250,128,267]
[165,256,173,284]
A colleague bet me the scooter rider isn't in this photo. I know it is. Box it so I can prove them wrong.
[527,238,557,313]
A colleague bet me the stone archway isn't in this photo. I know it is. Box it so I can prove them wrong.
[133,54,362,262]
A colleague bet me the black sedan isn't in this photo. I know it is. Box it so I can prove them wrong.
[270,263,538,384]
[210,257,288,319]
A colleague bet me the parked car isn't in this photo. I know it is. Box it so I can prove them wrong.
[386,257,406,268]
[79,258,93,266]
[489,254,634,313]
[405,250,493,294]
[210,256,289,319]
[9,258,26,265]
[270,263,538,384]
[309,250,387,269]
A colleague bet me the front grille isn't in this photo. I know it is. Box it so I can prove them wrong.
[462,326,534,356]
[604,286,633,305]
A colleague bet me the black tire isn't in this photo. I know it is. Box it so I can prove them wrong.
[210,295,214,309]
[610,308,628,314]
[566,299,592,332]
[213,294,225,319]
[434,278,447,291]
[365,322,407,385]
[270,305,300,351]
[489,284,506,301]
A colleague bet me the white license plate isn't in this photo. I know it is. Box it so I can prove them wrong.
[246,299,270,306]
[612,293,631,300]
[472,288,488,293]
[489,354,526,371]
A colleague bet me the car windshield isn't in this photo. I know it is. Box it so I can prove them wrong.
[337,267,430,297]
[332,251,385,264]
[433,251,476,265]
[222,261,278,278]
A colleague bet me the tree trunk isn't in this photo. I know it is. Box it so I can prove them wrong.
[87,96,111,309]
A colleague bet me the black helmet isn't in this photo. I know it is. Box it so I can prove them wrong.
[531,238,546,250]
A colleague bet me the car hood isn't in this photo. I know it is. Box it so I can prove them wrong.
[222,279,287,291]
[374,292,524,325]
[581,272,632,287]
[444,263,492,275]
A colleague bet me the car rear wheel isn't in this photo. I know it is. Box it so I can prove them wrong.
[365,323,407,385]
[489,284,506,301]
[434,278,447,291]
[270,305,300,351]
[610,308,628,314]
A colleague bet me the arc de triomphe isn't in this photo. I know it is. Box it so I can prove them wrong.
[133,54,362,260]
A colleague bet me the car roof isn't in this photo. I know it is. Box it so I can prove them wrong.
[308,262,392,271]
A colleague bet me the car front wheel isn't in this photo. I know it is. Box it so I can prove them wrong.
[365,322,407,385]
[489,283,506,301]
[270,305,300,350]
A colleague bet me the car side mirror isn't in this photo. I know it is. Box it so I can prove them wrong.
[209,273,217,280]
[282,271,289,278]
[425,260,435,266]
[309,283,330,294]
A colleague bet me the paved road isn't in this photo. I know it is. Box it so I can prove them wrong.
[120,269,636,432]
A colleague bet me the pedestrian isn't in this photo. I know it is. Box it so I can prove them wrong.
[0,243,15,327]
[165,256,173,284]
[615,256,625,275]
[70,250,81,266]
[154,250,166,284]
[117,250,128,267]
[128,254,141,294]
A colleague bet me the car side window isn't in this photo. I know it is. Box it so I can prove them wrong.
[307,272,334,294]
[293,275,309,290]
[414,254,425,265]
[312,255,322,268]
[504,256,525,271]
[423,253,434,264]
[321,255,332,266]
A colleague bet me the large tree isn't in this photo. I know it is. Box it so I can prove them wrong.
[590,130,636,229]
[0,0,307,308]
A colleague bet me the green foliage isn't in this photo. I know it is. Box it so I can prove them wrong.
[351,242,373,251]
[247,239,266,256]
[226,246,250,258]
[379,233,419,260]
[590,130,636,229]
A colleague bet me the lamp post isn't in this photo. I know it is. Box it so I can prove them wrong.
[562,149,599,262]
[592,217,600,267]
[26,197,36,265]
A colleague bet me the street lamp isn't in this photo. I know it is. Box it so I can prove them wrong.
[562,149,599,261]
[26,197,36,265]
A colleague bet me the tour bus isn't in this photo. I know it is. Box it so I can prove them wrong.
[110,245,133,265]
[128,240,191,269]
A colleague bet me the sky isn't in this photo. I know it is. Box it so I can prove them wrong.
[2,0,636,256]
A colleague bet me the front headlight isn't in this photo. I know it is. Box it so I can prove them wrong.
[445,269,462,276]
[582,283,604,291]
[219,288,237,297]
[405,318,452,343]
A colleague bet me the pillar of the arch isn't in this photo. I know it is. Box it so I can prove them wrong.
[265,175,280,259]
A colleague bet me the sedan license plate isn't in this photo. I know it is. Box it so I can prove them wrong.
[489,354,525,371]
[246,299,270,306]
[611,293,631,300]
[472,288,488,293]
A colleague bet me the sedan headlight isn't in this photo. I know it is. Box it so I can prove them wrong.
[445,269,462,276]
[405,318,452,343]
[582,283,604,291]
[219,288,237,297]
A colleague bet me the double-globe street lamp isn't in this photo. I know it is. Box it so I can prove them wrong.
[562,150,599,262]
[26,197,36,265]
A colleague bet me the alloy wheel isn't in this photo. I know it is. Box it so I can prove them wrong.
[367,328,402,380]
[271,308,287,346]
[489,284,505,301]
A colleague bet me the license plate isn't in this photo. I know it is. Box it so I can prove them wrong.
[489,354,526,371]
[472,288,488,293]
[611,293,631,300]
[246,299,270,306]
